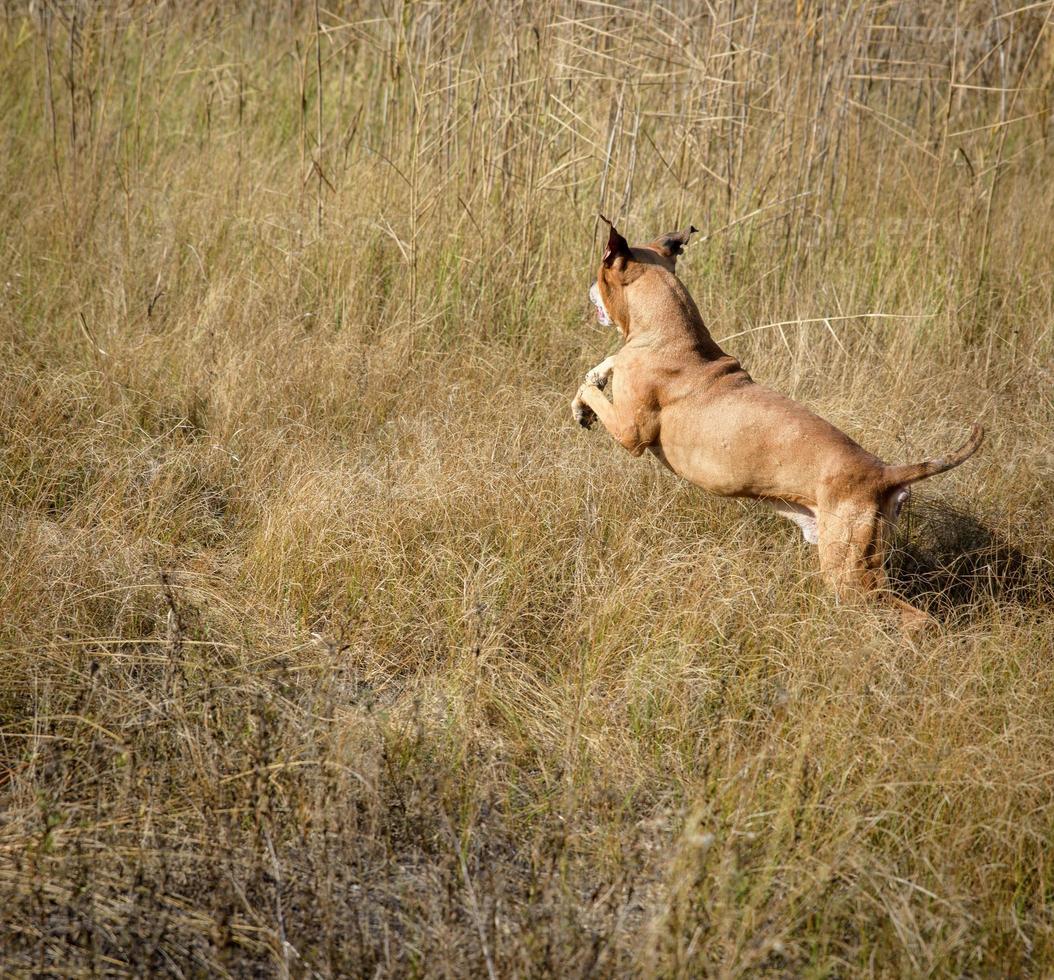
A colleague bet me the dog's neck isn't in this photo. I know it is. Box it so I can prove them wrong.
[625,272,728,361]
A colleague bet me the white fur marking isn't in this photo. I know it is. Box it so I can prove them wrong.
[892,487,909,519]
[585,355,615,390]
[769,500,819,545]
[589,281,613,328]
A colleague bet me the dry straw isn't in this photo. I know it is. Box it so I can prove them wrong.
[1,1,1053,975]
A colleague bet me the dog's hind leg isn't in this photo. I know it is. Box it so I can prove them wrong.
[817,499,931,630]
[817,503,885,594]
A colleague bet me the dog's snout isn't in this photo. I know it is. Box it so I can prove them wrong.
[588,279,613,328]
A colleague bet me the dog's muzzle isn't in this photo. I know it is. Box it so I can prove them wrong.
[589,280,613,327]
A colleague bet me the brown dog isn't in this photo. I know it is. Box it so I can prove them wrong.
[572,218,983,623]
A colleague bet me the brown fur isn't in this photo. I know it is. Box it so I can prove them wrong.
[572,219,984,626]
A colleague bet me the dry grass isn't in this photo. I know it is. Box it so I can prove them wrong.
[2,1,1054,975]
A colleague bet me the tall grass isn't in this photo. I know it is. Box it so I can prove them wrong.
[2,1,1054,975]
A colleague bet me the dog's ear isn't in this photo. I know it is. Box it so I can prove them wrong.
[599,214,630,269]
[653,225,698,261]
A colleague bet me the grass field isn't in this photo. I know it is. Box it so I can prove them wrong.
[2,1,1054,975]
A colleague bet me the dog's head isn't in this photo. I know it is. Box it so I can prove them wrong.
[590,217,698,338]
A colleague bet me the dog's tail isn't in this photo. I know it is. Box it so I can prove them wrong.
[879,423,984,489]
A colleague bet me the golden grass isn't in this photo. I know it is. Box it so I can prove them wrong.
[2,1,1054,975]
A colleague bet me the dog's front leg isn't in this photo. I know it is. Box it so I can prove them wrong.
[573,380,647,456]
[571,357,616,429]
[585,356,616,390]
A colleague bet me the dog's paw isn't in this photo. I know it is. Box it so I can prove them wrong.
[572,399,596,429]
[585,369,609,391]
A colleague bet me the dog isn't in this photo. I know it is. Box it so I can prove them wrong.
[571,217,983,625]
